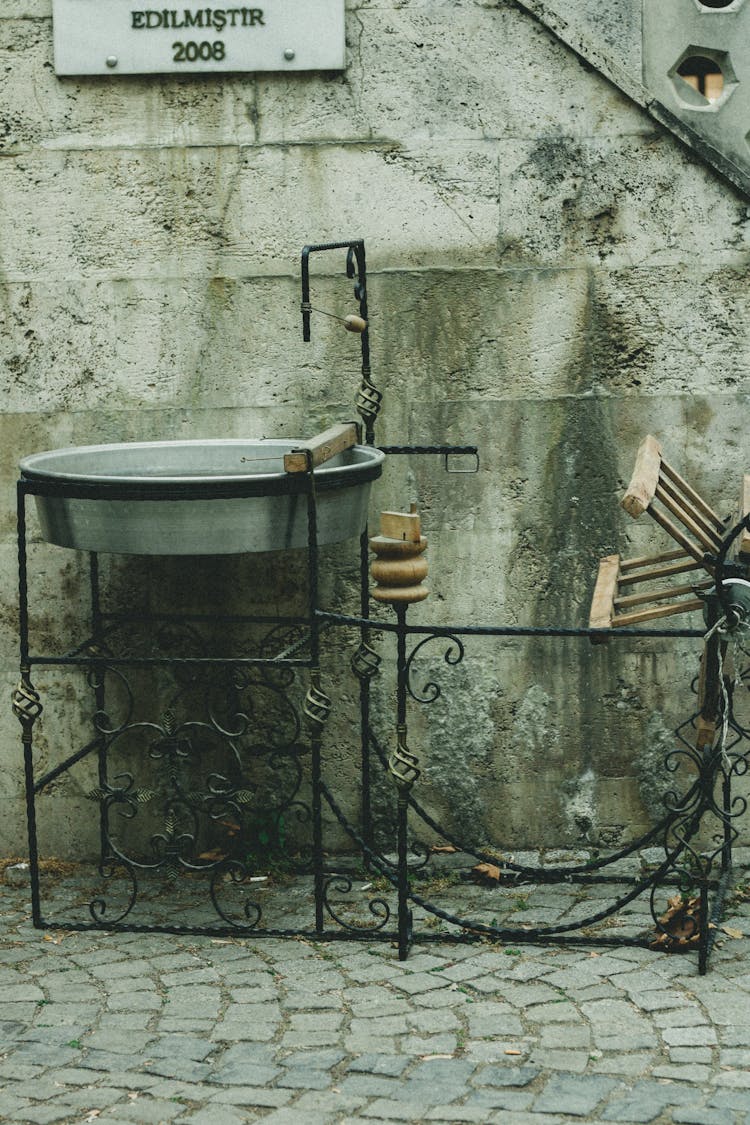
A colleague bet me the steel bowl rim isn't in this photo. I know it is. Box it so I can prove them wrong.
[19,438,385,488]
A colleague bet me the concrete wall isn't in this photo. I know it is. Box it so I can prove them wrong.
[2,0,749,858]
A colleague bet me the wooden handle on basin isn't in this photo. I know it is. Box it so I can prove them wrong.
[283,422,360,474]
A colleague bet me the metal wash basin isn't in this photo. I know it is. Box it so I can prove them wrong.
[19,438,385,555]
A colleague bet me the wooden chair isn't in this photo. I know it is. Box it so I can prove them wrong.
[589,436,727,636]
[590,438,750,753]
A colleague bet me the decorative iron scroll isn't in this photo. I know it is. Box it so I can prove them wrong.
[405,631,465,705]
[53,626,314,928]
[321,872,391,933]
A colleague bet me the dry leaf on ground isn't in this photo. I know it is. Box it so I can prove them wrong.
[470,862,502,885]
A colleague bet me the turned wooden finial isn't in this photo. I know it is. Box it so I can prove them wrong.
[369,504,429,604]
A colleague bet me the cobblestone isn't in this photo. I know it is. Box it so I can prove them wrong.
[1,872,750,1124]
[534,1074,619,1116]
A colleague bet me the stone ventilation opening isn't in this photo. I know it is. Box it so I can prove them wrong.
[697,0,736,7]
[677,56,725,102]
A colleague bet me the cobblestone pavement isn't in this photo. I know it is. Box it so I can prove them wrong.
[2,870,750,1125]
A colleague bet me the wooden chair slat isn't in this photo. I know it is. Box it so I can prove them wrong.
[618,559,701,587]
[615,578,712,611]
[612,598,706,628]
[654,483,720,553]
[656,476,723,548]
[660,459,725,531]
[619,548,687,572]
[590,437,729,640]
[649,505,708,566]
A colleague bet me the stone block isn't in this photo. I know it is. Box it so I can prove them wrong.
[4,863,30,886]
[533,1074,618,1117]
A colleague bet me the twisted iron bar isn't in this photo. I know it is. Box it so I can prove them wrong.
[388,726,421,791]
[12,670,43,737]
[304,680,332,733]
[351,641,381,681]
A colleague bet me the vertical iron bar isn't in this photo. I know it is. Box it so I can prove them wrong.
[312,732,324,934]
[89,552,102,641]
[351,242,375,446]
[396,603,407,730]
[21,696,42,928]
[397,790,411,961]
[17,482,41,926]
[301,246,312,342]
[359,527,373,856]
[718,591,734,878]
[89,553,109,867]
[349,244,370,370]
[17,482,29,667]
[705,861,733,969]
[304,456,325,932]
[306,457,320,668]
[698,880,710,975]
[697,593,720,974]
[721,770,733,873]
[395,602,412,960]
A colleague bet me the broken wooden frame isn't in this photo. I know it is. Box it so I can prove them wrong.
[589,435,749,635]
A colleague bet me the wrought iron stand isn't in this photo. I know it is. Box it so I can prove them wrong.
[14,240,750,973]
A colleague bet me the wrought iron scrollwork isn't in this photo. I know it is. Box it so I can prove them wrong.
[89,859,138,926]
[70,636,314,927]
[405,632,465,704]
[209,859,263,929]
[321,872,391,933]
[88,659,134,737]
[19,424,750,970]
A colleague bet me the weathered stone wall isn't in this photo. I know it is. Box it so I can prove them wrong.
[1,0,749,857]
